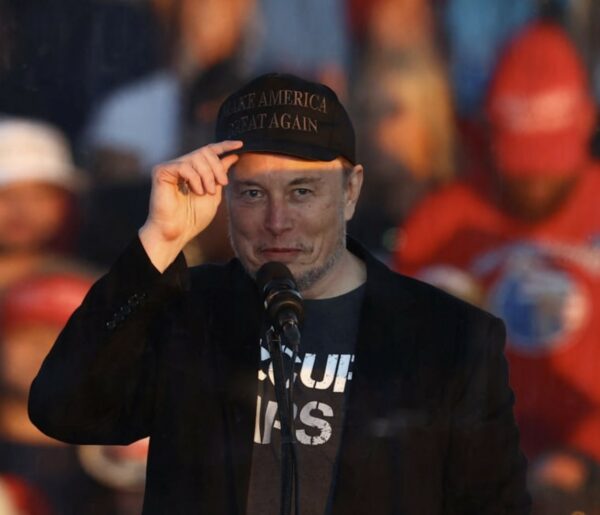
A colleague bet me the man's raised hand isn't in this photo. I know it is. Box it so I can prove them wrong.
[139,141,243,272]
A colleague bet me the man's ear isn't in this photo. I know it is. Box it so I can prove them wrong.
[344,164,364,221]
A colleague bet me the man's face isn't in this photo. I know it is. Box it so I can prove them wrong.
[226,153,362,294]
[0,182,70,252]
[179,0,252,68]
[497,174,578,222]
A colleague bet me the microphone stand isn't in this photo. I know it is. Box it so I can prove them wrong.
[266,324,301,515]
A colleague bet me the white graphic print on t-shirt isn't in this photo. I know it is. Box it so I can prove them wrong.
[253,341,355,446]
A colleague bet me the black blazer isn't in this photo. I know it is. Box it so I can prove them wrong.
[29,237,530,514]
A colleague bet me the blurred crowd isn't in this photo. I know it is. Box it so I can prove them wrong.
[0,0,599,513]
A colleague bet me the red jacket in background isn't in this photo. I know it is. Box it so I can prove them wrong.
[394,163,600,462]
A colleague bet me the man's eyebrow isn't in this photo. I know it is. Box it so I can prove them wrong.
[230,176,324,187]
[230,179,262,187]
[288,176,323,186]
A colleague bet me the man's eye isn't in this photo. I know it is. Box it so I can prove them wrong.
[241,189,263,199]
[293,188,312,197]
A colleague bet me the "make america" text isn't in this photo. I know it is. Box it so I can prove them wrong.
[222,88,328,117]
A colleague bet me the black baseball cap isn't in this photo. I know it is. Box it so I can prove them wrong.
[215,73,356,165]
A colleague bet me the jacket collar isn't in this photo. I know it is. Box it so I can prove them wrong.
[346,235,415,312]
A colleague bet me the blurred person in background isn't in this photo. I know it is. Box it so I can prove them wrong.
[529,449,600,514]
[0,118,86,289]
[394,20,600,477]
[84,0,256,180]
[348,0,439,57]
[0,273,116,514]
[345,0,458,261]
[438,1,587,178]
[349,50,456,259]
[0,474,53,515]
[78,437,150,515]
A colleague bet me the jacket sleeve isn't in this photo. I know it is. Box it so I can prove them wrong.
[28,237,189,445]
[444,314,531,514]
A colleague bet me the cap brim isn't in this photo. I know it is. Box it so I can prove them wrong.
[222,139,349,163]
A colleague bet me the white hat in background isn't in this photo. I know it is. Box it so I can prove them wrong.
[0,117,80,191]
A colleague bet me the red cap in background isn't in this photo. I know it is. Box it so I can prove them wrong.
[485,21,595,177]
[0,274,92,334]
[0,474,53,515]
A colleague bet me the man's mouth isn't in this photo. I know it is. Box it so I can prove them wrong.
[257,245,307,262]
[260,247,301,255]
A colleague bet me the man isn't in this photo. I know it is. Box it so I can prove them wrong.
[0,273,116,513]
[0,118,82,289]
[393,21,600,467]
[29,73,530,514]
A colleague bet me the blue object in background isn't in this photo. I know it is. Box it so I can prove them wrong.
[443,0,537,116]
[253,0,350,77]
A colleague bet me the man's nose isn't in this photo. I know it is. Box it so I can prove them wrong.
[264,199,293,236]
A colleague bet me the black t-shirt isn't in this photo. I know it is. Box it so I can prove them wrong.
[246,284,365,515]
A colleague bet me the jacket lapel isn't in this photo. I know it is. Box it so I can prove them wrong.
[206,262,262,515]
[331,240,419,514]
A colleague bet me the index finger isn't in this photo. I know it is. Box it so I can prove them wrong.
[207,140,244,156]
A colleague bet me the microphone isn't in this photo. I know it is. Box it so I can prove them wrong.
[256,263,303,515]
[256,262,304,343]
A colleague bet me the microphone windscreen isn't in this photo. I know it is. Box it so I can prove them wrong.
[256,262,304,327]
[256,262,295,293]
